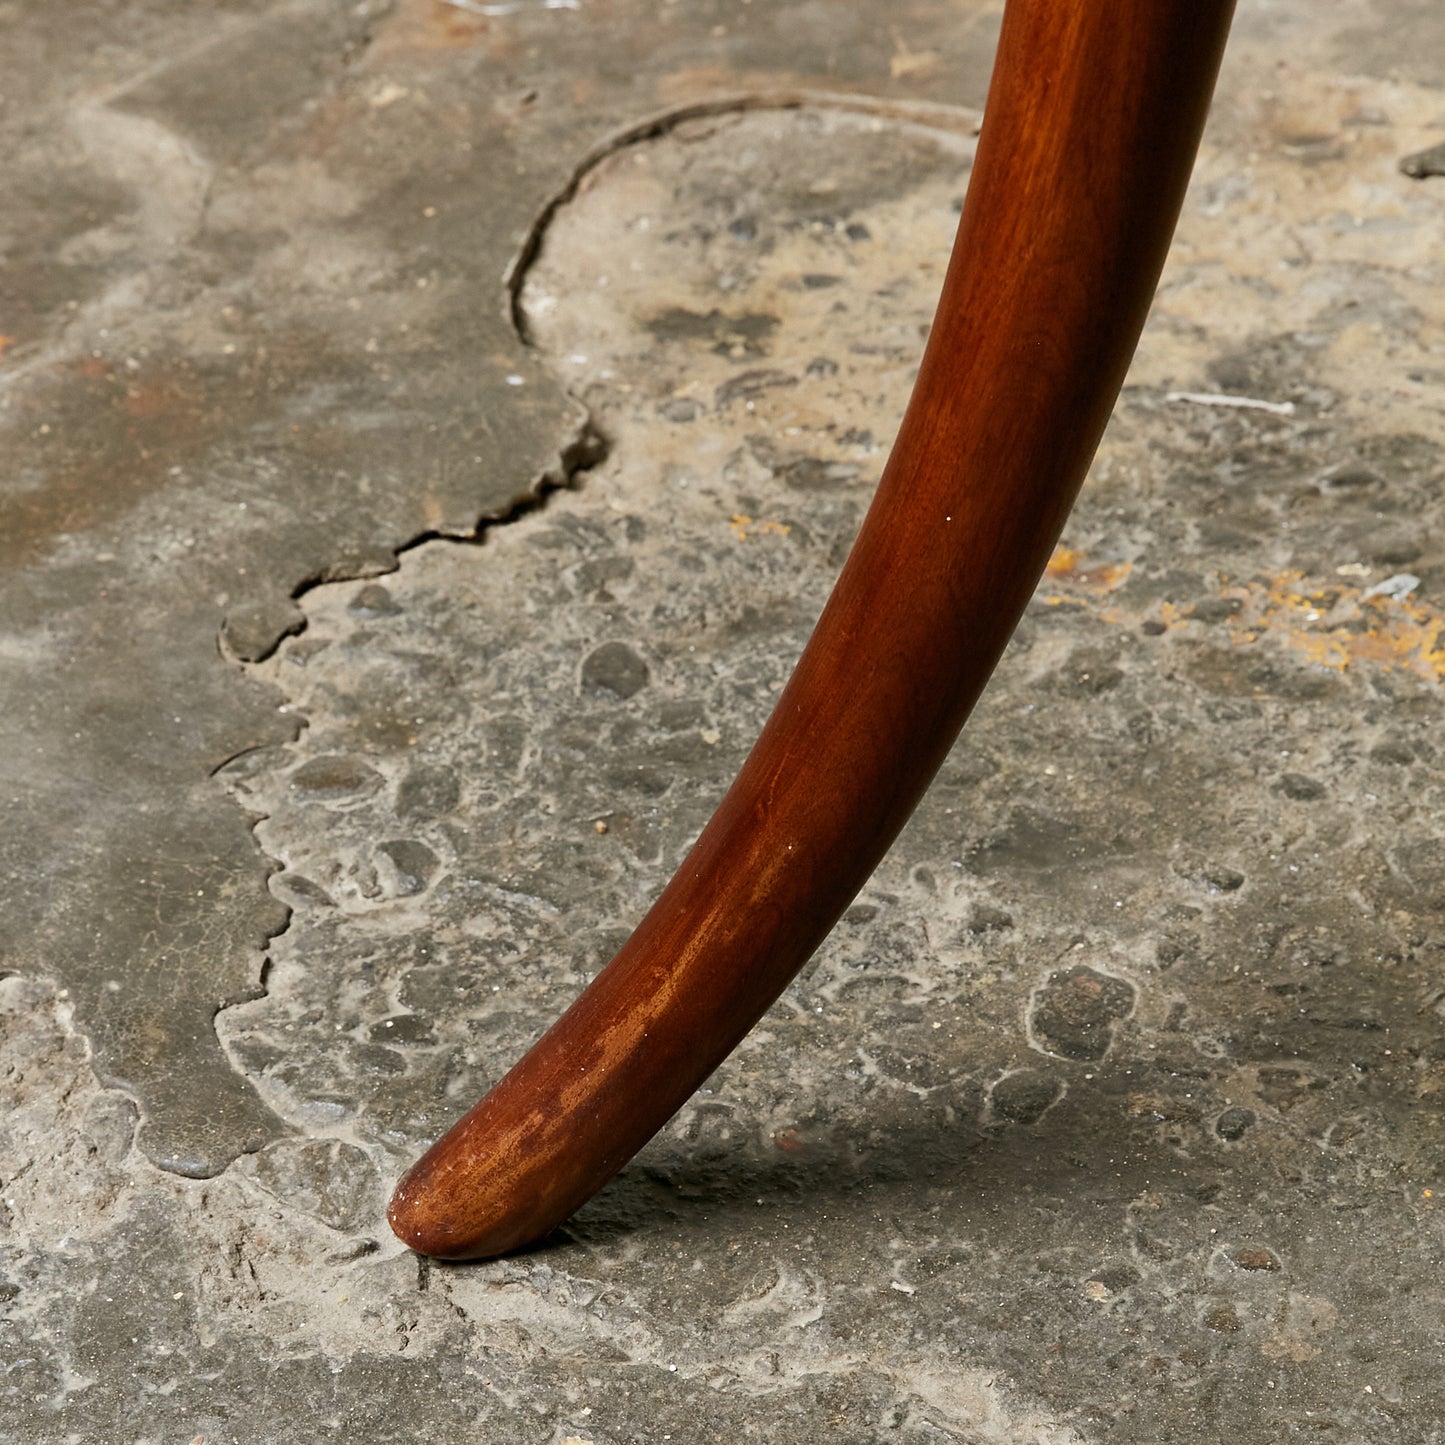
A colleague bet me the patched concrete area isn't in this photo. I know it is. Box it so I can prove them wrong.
[3,1,1445,1441]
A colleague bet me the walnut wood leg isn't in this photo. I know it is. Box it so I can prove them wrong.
[389,0,1237,1260]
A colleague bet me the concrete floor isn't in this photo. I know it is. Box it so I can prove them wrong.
[3,0,1444,1440]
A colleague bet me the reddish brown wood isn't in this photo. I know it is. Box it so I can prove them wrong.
[389,0,1236,1259]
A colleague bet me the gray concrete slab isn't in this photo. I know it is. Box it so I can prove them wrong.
[3,0,1445,1440]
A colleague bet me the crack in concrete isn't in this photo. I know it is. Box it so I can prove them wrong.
[505,89,981,343]
[204,89,975,1182]
[202,415,605,1176]
[224,417,608,669]
[204,272,607,1184]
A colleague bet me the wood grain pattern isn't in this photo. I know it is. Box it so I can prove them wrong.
[389,0,1237,1259]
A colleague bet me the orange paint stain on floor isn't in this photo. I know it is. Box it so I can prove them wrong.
[1225,570,1445,684]
[729,513,792,542]
[1044,543,1132,593]
[1044,550,1445,686]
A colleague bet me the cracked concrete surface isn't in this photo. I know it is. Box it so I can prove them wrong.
[3,0,1445,1440]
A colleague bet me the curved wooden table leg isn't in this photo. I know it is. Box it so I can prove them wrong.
[390,0,1236,1260]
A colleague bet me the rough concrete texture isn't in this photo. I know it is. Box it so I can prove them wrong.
[3,0,1445,1440]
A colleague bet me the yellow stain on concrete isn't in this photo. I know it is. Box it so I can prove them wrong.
[1043,549,1445,685]
[1043,545,1133,594]
[729,513,792,542]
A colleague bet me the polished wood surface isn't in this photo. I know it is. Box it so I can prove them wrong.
[389,0,1237,1259]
